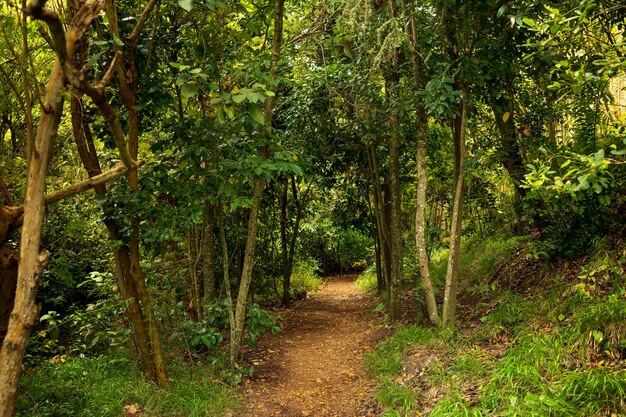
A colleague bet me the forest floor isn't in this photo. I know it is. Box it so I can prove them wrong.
[237,274,385,417]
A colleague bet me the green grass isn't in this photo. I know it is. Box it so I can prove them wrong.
[429,234,528,288]
[17,352,240,416]
[367,235,626,417]
[355,266,378,293]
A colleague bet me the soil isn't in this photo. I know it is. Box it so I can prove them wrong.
[237,274,385,417]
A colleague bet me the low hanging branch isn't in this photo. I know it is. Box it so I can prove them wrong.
[7,163,131,219]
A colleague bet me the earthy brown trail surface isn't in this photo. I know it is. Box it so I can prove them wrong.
[239,274,384,417]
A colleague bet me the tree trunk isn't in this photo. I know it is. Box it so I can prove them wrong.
[492,99,526,202]
[70,95,157,380]
[282,176,307,304]
[415,110,440,325]
[280,177,290,306]
[187,227,202,320]
[230,179,265,364]
[218,200,237,365]
[442,90,468,327]
[107,0,168,383]
[401,0,440,325]
[381,182,392,291]
[0,55,63,417]
[202,203,216,307]
[0,246,18,350]
[388,125,403,322]
[366,142,390,292]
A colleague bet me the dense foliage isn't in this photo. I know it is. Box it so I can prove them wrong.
[0,0,624,415]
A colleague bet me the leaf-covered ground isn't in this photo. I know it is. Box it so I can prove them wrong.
[238,274,385,417]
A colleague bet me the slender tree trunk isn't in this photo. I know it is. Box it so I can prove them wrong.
[230,180,265,364]
[388,125,403,322]
[218,200,236,365]
[0,245,19,350]
[382,182,392,291]
[0,56,63,417]
[70,96,156,379]
[492,99,526,202]
[187,227,202,320]
[442,90,468,327]
[401,0,440,325]
[366,142,390,292]
[415,111,439,325]
[202,203,216,307]
[280,177,290,306]
[107,0,168,383]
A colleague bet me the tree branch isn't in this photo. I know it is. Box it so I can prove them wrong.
[10,163,131,218]
[127,0,160,48]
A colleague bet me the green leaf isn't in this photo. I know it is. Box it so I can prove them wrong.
[249,104,265,125]
[179,0,193,11]
[232,94,246,104]
[593,149,605,167]
[191,205,204,224]
[181,83,198,98]
[592,330,604,344]
[224,105,235,119]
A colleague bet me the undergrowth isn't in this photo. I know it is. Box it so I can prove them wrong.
[368,234,626,416]
[356,265,378,293]
[290,260,324,293]
[16,352,240,416]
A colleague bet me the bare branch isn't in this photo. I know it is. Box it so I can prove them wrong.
[10,163,132,217]
[127,0,160,48]
[97,51,122,90]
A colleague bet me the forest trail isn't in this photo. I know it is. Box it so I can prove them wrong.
[238,274,384,417]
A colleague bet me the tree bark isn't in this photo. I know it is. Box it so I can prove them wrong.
[187,227,202,321]
[281,176,307,306]
[280,177,290,306]
[104,0,168,385]
[442,90,468,327]
[367,142,391,291]
[492,98,526,202]
[230,179,265,364]
[202,203,216,307]
[414,113,440,325]
[218,200,236,365]
[0,246,18,350]
[0,49,64,417]
[401,0,440,325]
[70,95,157,381]
[388,124,403,322]
[367,142,391,293]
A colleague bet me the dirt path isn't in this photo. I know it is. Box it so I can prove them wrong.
[239,274,384,417]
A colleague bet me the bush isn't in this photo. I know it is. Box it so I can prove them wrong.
[290,260,324,293]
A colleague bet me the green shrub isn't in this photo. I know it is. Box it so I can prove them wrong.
[290,260,324,292]
[355,265,378,293]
